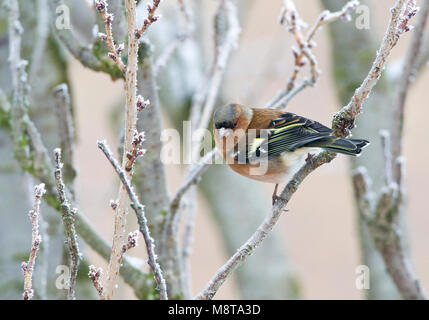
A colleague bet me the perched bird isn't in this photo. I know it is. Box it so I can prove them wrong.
[213,104,369,204]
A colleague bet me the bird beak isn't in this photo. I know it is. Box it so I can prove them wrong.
[218,128,232,139]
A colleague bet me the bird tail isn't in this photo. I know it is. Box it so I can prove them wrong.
[306,137,370,156]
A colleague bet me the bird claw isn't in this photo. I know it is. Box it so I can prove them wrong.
[305,153,315,166]
[272,194,287,206]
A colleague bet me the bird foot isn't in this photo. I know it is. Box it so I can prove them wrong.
[305,153,315,166]
[272,194,288,206]
[272,184,286,205]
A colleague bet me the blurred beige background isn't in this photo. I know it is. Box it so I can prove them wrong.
[70,0,429,299]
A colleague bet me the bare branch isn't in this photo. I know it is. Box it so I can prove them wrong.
[307,1,360,40]
[265,79,312,109]
[332,0,413,137]
[95,0,126,72]
[54,149,81,300]
[22,184,46,300]
[194,152,334,300]
[124,131,146,172]
[360,0,429,300]
[135,0,162,39]
[268,0,359,110]
[104,0,140,299]
[98,140,168,300]
[122,230,139,254]
[50,0,124,80]
[196,0,414,300]
[88,265,105,299]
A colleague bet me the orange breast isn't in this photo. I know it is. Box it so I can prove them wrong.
[228,155,292,184]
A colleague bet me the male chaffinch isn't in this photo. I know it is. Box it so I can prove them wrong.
[213,103,369,204]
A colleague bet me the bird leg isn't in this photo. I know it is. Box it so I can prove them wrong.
[272,184,284,205]
[305,152,314,166]
[271,185,290,212]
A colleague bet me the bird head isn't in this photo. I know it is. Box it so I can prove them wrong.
[213,104,253,139]
[213,104,253,161]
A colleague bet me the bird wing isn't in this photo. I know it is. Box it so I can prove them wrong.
[247,112,333,159]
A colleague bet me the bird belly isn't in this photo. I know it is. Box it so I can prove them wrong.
[228,147,316,184]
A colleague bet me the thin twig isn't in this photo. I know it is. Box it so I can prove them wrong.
[22,184,46,300]
[50,0,124,80]
[98,140,168,300]
[306,1,360,41]
[268,0,359,110]
[54,149,81,300]
[265,79,312,109]
[88,265,105,299]
[95,0,126,72]
[332,0,412,137]
[122,230,139,254]
[91,228,139,299]
[135,0,162,39]
[104,0,140,299]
